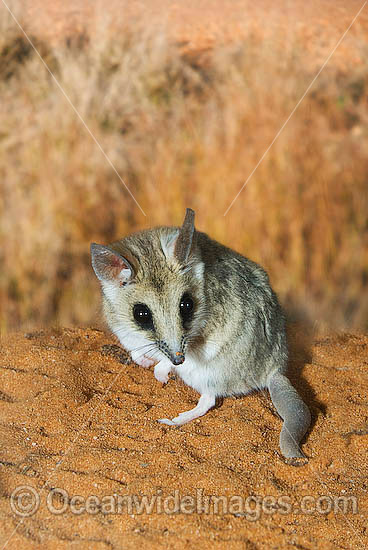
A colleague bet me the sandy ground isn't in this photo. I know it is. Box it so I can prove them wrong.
[0,326,367,549]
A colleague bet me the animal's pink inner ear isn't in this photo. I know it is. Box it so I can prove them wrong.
[105,253,131,280]
[91,244,133,283]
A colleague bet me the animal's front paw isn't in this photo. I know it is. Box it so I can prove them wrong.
[154,361,171,384]
[155,372,169,384]
[131,353,155,368]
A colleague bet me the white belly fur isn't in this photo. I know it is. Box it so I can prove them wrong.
[173,355,215,394]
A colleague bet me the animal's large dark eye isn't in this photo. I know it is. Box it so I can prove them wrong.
[133,303,154,329]
[180,293,194,323]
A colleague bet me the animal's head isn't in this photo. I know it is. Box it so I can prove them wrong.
[91,209,206,365]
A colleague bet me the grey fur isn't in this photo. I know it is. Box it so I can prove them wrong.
[91,208,311,459]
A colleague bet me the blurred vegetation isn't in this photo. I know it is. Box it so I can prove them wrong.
[0,8,367,334]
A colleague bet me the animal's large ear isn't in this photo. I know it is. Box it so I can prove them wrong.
[174,208,196,263]
[90,243,136,285]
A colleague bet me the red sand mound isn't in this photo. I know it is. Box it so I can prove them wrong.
[0,327,367,549]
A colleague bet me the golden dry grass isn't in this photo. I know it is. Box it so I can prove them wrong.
[0,6,367,333]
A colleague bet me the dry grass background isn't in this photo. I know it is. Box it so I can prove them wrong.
[0,3,367,333]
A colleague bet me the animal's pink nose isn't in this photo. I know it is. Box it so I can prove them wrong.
[172,352,185,366]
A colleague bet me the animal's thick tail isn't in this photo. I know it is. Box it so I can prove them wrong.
[267,371,311,459]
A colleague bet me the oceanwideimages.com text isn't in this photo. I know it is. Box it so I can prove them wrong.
[10,486,358,520]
